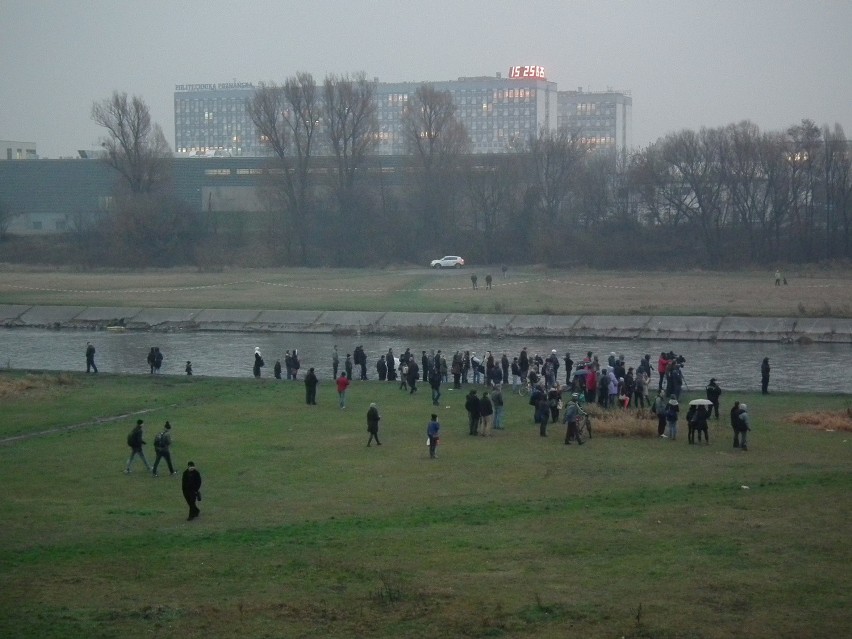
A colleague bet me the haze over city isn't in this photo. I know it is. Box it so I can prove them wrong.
[2,0,851,159]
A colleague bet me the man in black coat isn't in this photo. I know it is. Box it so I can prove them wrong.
[705,378,722,419]
[181,461,202,521]
[304,367,319,405]
[465,390,480,436]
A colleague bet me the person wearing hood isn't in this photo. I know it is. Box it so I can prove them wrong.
[253,347,264,378]
[664,398,679,440]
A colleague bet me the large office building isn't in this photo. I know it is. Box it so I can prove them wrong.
[1,140,37,160]
[174,68,631,158]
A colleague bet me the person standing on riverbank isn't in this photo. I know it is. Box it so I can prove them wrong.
[761,358,771,394]
[332,345,339,378]
[706,378,722,419]
[305,367,318,405]
[85,342,97,373]
[253,347,264,378]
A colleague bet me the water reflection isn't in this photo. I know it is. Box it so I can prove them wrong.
[0,328,849,393]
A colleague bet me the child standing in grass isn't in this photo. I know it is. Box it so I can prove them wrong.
[427,414,440,459]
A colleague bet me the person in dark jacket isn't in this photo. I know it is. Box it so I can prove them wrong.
[304,367,318,405]
[705,378,722,419]
[760,358,771,394]
[273,360,282,379]
[377,355,387,381]
[152,421,175,476]
[147,347,157,374]
[385,350,396,382]
[407,359,419,394]
[422,351,430,382]
[154,347,163,373]
[366,403,381,446]
[124,419,151,473]
[427,414,440,459]
[465,389,480,436]
[479,391,494,436]
[730,401,742,448]
[181,461,202,521]
[85,342,98,373]
[429,367,442,406]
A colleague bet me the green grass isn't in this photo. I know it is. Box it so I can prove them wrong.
[0,371,850,638]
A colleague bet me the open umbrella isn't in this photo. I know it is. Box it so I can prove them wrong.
[688,398,714,406]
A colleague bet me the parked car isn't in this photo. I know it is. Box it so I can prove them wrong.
[430,256,465,269]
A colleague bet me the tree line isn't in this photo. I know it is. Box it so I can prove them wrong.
[73,80,851,269]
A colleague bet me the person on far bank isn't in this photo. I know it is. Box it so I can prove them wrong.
[124,419,151,474]
[705,378,722,419]
[181,461,202,521]
[366,403,381,446]
[470,274,478,289]
[427,413,440,459]
[336,372,350,409]
[761,358,771,395]
[485,274,492,289]
[152,421,176,476]
[85,342,98,373]
[304,367,319,405]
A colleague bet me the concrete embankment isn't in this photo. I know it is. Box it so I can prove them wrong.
[1,305,850,344]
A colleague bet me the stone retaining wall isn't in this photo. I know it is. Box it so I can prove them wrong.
[1,305,850,343]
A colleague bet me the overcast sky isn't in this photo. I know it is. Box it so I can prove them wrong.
[2,0,850,158]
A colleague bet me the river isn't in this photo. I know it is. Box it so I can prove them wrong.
[1,327,849,393]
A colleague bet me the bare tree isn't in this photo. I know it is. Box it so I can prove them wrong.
[402,84,470,250]
[247,73,321,264]
[527,127,589,224]
[91,92,172,194]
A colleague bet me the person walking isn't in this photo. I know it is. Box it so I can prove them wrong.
[366,403,381,446]
[304,367,319,405]
[470,274,478,289]
[485,274,492,289]
[760,358,771,395]
[181,461,202,521]
[427,413,440,458]
[429,366,442,407]
[85,342,98,373]
[124,419,151,474]
[152,421,176,476]
[336,372,350,409]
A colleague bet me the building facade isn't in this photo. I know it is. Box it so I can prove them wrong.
[1,140,37,160]
[557,89,632,158]
[173,70,629,158]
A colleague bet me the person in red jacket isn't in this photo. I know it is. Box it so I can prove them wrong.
[336,372,351,409]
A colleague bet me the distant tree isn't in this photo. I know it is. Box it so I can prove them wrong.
[322,73,379,264]
[247,73,320,264]
[527,127,589,224]
[401,84,470,251]
[91,92,172,194]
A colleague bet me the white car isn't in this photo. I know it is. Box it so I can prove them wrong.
[430,256,465,269]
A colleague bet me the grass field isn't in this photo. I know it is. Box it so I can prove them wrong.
[1,372,850,638]
[1,265,851,317]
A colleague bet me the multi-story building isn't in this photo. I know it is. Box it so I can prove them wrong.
[557,89,632,157]
[172,69,629,158]
[1,140,37,160]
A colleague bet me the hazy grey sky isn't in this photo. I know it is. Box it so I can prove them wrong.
[2,0,850,158]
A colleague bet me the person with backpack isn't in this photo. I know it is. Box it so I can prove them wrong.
[664,398,680,441]
[181,461,202,521]
[124,419,151,474]
[152,421,176,476]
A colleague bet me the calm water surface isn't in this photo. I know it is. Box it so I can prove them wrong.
[1,328,850,393]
